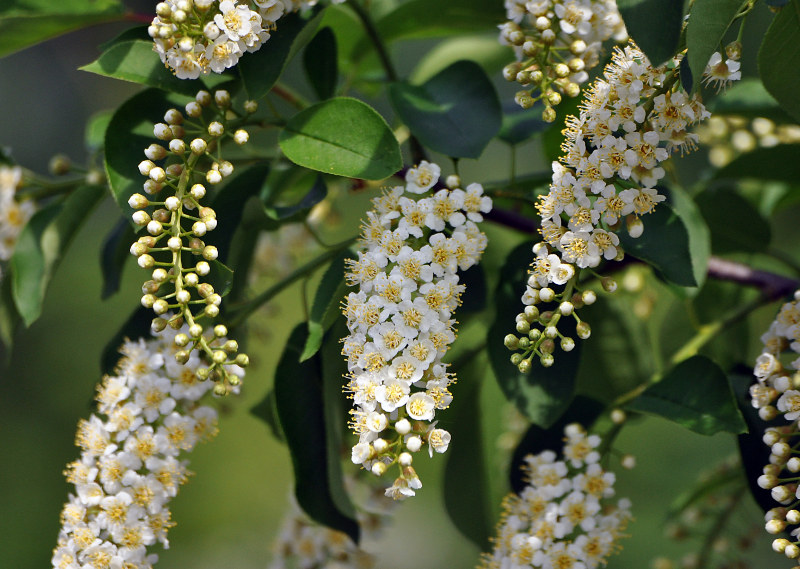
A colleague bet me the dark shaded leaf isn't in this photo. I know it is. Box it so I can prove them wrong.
[708,78,794,122]
[487,241,581,427]
[279,97,401,180]
[509,396,605,494]
[686,0,743,93]
[389,60,501,159]
[11,185,105,326]
[303,26,338,100]
[498,103,550,146]
[714,144,800,184]
[758,0,800,122]
[274,324,359,542]
[459,264,487,314]
[250,388,285,442]
[100,217,137,300]
[626,355,747,435]
[617,0,684,67]
[410,35,511,84]
[696,187,771,253]
[265,175,327,222]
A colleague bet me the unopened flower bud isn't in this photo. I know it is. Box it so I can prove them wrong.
[539,287,554,303]
[371,462,387,476]
[542,106,557,123]
[235,353,249,367]
[151,317,167,333]
[203,245,218,260]
[204,304,220,317]
[535,16,550,30]
[518,359,532,374]
[244,100,258,113]
[214,90,230,107]
[208,121,224,137]
[540,353,555,367]
[189,323,203,338]
[206,169,222,184]
[504,334,519,350]
[395,418,411,435]
[601,277,617,293]
[233,129,249,145]
[576,321,591,339]
[406,436,422,452]
[561,337,575,351]
[137,254,155,269]
[196,261,211,276]
[196,90,211,105]
[152,299,169,314]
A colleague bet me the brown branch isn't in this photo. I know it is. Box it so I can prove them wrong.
[706,256,799,300]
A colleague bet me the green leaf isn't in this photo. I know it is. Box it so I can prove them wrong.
[250,388,285,442]
[264,174,327,222]
[80,40,202,95]
[618,195,702,288]
[11,185,105,326]
[667,186,711,290]
[509,396,605,494]
[104,88,190,214]
[410,35,511,84]
[696,187,771,254]
[759,0,800,122]
[389,60,501,159]
[301,250,355,362]
[498,103,550,146]
[714,144,800,184]
[459,264,487,314]
[303,26,338,100]
[541,94,583,163]
[686,0,743,93]
[626,355,747,435]
[279,97,401,180]
[0,0,122,58]
[85,110,113,152]
[237,7,324,100]
[0,274,22,362]
[487,241,581,427]
[708,78,794,122]
[100,217,137,300]
[206,260,234,298]
[617,0,684,67]
[444,356,492,549]
[274,324,360,542]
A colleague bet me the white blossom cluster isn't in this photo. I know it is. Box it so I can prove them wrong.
[505,42,727,370]
[499,0,626,119]
[0,165,35,280]
[748,291,800,561]
[51,325,243,569]
[342,161,491,500]
[480,424,632,569]
[150,0,343,79]
[128,89,251,392]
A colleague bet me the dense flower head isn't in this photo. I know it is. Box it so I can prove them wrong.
[51,325,243,569]
[748,290,800,561]
[128,89,252,392]
[342,162,491,499]
[0,165,36,279]
[150,0,343,78]
[499,0,626,120]
[480,424,632,569]
[505,42,728,372]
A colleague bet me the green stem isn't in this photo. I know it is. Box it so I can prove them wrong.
[227,237,356,327]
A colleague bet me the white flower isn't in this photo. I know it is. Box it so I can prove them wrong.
[703,51,741,92]
[406,392,436,421]
[405,161,440,193]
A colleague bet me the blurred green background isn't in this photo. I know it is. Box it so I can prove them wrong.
[0,3,793,568]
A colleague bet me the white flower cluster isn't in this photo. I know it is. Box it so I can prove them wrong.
[0,165,36,279]
[480,424,632,569]
[499,0,626,120]
[748,291,800,560]
[506,42,723,370]
[128,89,250,392]
[51,325,243,569]
[342,161,491,500]
[150,0,342,79]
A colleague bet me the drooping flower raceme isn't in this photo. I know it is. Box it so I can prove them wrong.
[747,291,800,561]
[51,325,243,569]
[342,162,491,500]
[480,424,632,569]
[0,165,36,281]
[150,0,343,78]
[128,88,250,393]
[499,0,626,121]
[505,42,729,372]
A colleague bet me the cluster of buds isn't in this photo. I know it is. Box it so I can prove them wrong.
[499,0,626,121]
[128,88,252,394]
[749,291,800,561]
[697,114,800,168]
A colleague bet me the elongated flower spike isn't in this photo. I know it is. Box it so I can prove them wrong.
[128,89,251,394]
[341,162,491,499]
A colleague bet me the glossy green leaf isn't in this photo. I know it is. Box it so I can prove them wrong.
[274,324,359,543]
[509,396,605,494]
[618,195,701,288]
[714,144,800,184]
[708,78,793,122]
[0,0,122,58]
[759,0,800,123]
[389,60,501,159]
[303,27,338,100]
[80,40,202,95]
[696,187,771,253]
[264,174,327,222]
[300,250,355,362]
[686,0,742,93]
[238,7,324,100]
[279,97,401,180]
[11,185,105,326]
[487,241,582,427]
[105,89,190,214]
[617,0,684,67]
[206,260,234,298]
[626,355,747,435]
[410,35,511,84]
[498,103,550,145]
[444,356,492,548]
[668,187,710,290]
[100,217,137,300]
[85,110,113,152]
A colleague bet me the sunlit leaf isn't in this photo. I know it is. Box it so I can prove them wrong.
[686,0,742,93]
[410,35,510,84]
[758,0,800,122]
[279,97,401,180]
